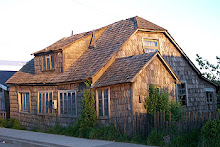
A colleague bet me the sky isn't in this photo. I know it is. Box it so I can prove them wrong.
[0,0,219,71]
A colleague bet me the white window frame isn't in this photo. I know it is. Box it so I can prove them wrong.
[142,38,160,53]
[38,91,53,115]
[96,87,110,119]
[205,88,214,104]
[176,81,188,106]
[58,90,77,117]
[18,91,31,113]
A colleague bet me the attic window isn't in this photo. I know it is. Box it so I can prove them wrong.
[142,39,159,53]
[42,54,55,71]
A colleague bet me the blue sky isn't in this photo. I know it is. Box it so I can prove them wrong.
[0,0,219,70]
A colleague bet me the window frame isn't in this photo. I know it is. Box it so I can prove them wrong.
[18,91,31,113]
[0,88,5,111]
[37,91,53,115]
[205,88,214,104]
[176,81,188,106]
[41,54,55,71]
[142,38,160,53]
[58,90,77,117]
[96,87,110,119]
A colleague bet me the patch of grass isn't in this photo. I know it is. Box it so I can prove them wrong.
[0,118,25,130]
[89,125,120,140]
[169,129,200,147]
[200,119,220,147]
[147,129,166,146]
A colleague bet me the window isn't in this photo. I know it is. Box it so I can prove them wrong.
[58,90,77,116]
[18,92,30,112]
[206,92,213,104]
[0,88,5,111]
[38,91,52,114]
[142,38,159,53]
[96,88,110,118]
[177,82,188,106]
[42,54,55,71]
[205,88,214,104]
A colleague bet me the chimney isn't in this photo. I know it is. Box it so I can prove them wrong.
[89,30,96,49]
[71,30,73,36]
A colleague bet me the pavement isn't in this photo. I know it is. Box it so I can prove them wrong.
[0,128,151,147]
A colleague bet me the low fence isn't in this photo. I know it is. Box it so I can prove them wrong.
[133,111,220,137]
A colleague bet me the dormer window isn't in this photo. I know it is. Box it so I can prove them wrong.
[42,54,55,71]
[142,38,159,53]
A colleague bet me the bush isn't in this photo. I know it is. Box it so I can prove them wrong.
[200,119,220,147]
[170,100,182,121]
[0,118,7,127]
[170,129,200,147]
[144,85,170,116]
[131,134,147,145]
[89,125,120,141]
[147,129,166,146]
[0,118,24,130]
[78,81,97,138]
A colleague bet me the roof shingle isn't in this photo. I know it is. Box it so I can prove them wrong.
[6,16,166,85]
[92,52,157,88]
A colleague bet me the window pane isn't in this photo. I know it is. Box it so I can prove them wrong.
[43,56,46,70]
[145,49,156,53]
[42,93,45,113]
[104,89,109,116]
[49,92,52,113]
[98,90,103,116]
[46,55,50,70]
[39,93,41,113]
[64,93,67,114]
[60,93,63,114]
[144,40,157,47]
[72,93,76,115]
[51,54,55,69]
[26,93,30,112]
[68,93,71,115]
[46,93,48,113]
[20,93,23,111]
[23,94,26,111]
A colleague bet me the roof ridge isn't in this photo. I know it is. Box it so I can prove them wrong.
[134,16,166,31]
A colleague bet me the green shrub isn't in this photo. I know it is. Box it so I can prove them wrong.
[131,134,147,145]
[78,81,97,138]
[170,129,200,147]
[144,85,170,116]
[0,118,25,130]
[170,100,182,121]
[0,118,7,127]
[200,119,220,147]
[89,125,120,141]
[46,124,66,135]
[147,129,166,146]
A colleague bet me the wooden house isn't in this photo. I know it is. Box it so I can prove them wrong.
[0,71,16,119]
[6,16,217,132]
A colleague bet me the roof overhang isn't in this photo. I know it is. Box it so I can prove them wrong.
[0,84,7,91]
[130,52,181,84]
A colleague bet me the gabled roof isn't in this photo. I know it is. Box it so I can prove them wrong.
[0,71,16,88]
[7,16,166,85]
[92,51,180,88]
[32,31,92,55]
